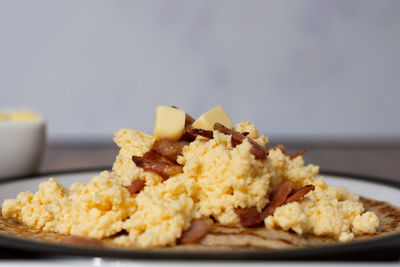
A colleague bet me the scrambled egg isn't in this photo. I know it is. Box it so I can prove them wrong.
[264,149,379,241]
[1,121,379,248]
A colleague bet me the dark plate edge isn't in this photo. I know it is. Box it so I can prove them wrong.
[0,168,399,260]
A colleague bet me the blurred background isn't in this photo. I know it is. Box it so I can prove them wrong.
[1,0,400,178]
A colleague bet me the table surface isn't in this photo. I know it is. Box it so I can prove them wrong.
[1,141,400,263]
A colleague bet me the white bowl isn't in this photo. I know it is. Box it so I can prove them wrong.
[0,119,46,178]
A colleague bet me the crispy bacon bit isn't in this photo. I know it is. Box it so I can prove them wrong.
[213,122,244,146]
[143,150,175,164]
[152,138,189,162]
[179,218,213,244]
[288,149,307,159]
[267,144,286,154]
[260,180,294,219]
[180,127,214,142]
[127,179,146,194]
[235,207,263,227]
[235,181,315,226]
[242,132,250,137]
[190,128,214,139]
[132,155,183,179]
[235,181,315,227]
[249,145,268,161]
[285,184,315,204]
[180,127,197,142]
[213,123,268,160]
[60,235,103,247]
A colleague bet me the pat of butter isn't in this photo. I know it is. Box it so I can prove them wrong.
[154,106,185,140]
[192,106,232,130]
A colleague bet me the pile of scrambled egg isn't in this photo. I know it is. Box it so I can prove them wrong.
[2,108,379,248]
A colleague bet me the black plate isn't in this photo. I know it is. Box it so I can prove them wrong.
[0,169,399,261]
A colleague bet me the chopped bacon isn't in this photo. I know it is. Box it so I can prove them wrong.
[180,127,214,142]
[180,126,197,142]
[127,179,146,194]
[190,128,214,139]
[179,218,213,244]
[235,207,263,227]
[213,122,244,146]
[242,132,250,137]
[213,123,268,160]
[60,235,103,247]
[132,155,183,179]
[288,149,307,159]
[267,144,286,154]
[285,184,315,204]
[260,180,294,219]
[143,150,175,164]
[235,181,315,227]
[152,138,189,162]
[249,145,268,160]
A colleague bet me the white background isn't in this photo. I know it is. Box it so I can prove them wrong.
[1,0,399,142]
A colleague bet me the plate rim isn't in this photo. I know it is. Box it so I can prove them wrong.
[0,168,399,260]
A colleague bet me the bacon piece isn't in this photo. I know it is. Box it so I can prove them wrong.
[260,180,293,219]
[213,123,267,160]
[60,235,103,247]
[288,149,307,159]
[235,207,263,227]
[132,155,183,179]
[242,132,250,137]
[143,150,175,164]
[285,184,315,204]
[179,218,213,244]
[236,182,315,226]
[249,145,268,160]
[267,144,286,154]
[213,122,244,146]
[152,138,189,162]
[180,127,214,142]
[180,127,197,142]
[190,128,214,139]
[127,179,146,194]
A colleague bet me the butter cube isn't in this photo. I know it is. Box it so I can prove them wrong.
[154,106,186,140]
[192,106,232,130]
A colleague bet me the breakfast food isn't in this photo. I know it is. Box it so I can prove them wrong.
[1,106,399,249]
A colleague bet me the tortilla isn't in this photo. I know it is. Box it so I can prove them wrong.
[0,197,399,251]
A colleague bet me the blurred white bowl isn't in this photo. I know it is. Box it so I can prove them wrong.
[0,119,46,179]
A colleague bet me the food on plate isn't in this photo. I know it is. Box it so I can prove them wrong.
[192,105,232,130]
[154,106,186,140]
[1,106,399,249]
